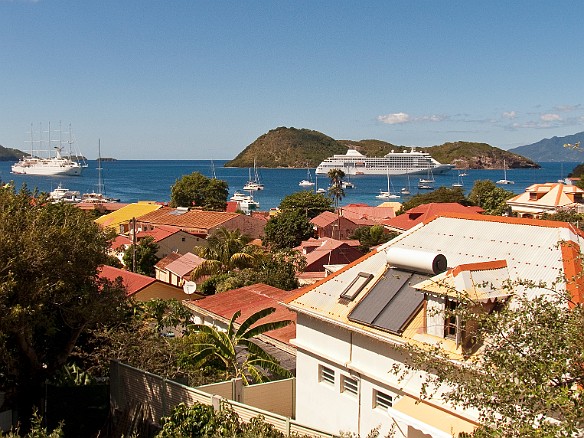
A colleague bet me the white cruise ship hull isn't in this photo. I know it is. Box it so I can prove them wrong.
[11,159,83,176]
[315,148,454,176]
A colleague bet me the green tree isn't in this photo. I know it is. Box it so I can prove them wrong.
[158,402,296,438]
[467,179,515,215]
[191,227,262,281]
[278,191,333,219]
[399,288,584,437]
[327,168,345,209]
[350,225,398,252]
[540,208,584,230]
[183,308,293,385]
[398,186,468,213]
[213,249,306,293]
[170,172,228,211]
[263,209,314,250]
[123,235,160,275]
[0,186,128,424]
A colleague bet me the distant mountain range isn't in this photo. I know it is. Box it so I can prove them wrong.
[508,132,584,162]
[226,126,539,169]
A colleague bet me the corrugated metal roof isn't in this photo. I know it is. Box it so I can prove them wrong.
[184,283,297,346]
[95,202,162,229]
[289,215,584,341]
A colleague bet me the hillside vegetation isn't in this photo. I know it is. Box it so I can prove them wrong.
[0,145,26,161]
[226,127,346,168]
[225,127,539,169]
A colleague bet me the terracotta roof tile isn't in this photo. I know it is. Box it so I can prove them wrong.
[99,265,156,296]
[137,207,240,231]
[155,252,183,269]
[185,283,297,346]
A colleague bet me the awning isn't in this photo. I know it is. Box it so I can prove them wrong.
[389,396,476,438]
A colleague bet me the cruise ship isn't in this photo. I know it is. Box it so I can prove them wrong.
[315,148,454,176]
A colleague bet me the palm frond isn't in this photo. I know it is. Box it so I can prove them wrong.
[235,307,277,338]
[192,324,235,358]
[243,362,268,384]
[228,310,242,339]
[239,339,279,363]
[190,259,222,280]
[242,319,292,340]
[246,358,292,379]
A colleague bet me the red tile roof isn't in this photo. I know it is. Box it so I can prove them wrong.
[136,224,181,242]
[155,252,183,270]
[341,204,396,225]
[111,235,132,251]
[165,252,206,278]
[98,265,156,296]
[136,207,240,231]
[310,211,339,227]
[383,203,484,231]
[185,283,297,346]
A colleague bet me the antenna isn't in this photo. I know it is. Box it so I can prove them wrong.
[183,281,197,295]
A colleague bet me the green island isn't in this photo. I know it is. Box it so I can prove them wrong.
[225,126,539,169]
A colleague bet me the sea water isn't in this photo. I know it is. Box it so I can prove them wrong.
[0,160,579,211]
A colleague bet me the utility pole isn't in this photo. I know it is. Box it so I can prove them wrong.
[132,217,137,272]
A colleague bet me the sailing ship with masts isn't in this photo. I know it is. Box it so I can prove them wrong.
[11,122,85,176]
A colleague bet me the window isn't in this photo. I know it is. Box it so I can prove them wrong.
[444,299,458,339]
[340,272,373,301]
[319,365,335,385]
[181,237,186,242]
[373,390,393,410]
[341,375,359,396]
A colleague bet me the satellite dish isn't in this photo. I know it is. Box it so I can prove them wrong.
[183,281,197,295]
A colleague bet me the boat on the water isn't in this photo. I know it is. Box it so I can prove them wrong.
[81,140,120,203]
[315,148,454,176]
[299,167,315,187]
[49,183,81,203]
[243,158,264,191]
[376,168,400,199]
[496,160,514,185]
[230,191,260,213]
[11,123,84,176]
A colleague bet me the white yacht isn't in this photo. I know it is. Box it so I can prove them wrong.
[230,191,260,214]
[315,148,454,176]
[49,183,81,203]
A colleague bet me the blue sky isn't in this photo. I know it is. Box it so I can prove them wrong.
[1,1,583,160]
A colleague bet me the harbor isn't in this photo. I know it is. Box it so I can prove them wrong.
[0,160,577,211]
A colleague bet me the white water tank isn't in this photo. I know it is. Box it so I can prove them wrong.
[385,247,447,275]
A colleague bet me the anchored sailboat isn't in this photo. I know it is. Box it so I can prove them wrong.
[496,159,514,185]
[243,158,264,190]
[376,167,400,199]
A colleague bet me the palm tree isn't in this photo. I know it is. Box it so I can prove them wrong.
[190,227,264,281]
[327,169,345,239]
[187,308,293,385]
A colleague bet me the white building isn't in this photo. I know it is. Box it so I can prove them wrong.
[286,212,584,437]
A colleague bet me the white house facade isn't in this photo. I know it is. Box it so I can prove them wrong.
[287,213,584,437]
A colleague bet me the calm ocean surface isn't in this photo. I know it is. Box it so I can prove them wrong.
[0,160,579,211]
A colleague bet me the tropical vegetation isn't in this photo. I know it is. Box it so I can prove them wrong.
[277,190,334,219]
[398,286,584,437]
[122,235,160,275]
[170,171,229,210]
[350,225,398,252]
[181,308,293,385]
[263,209,314,250]
[224,126,538,169]
[158,402,306,438]
[0,185,128,427]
